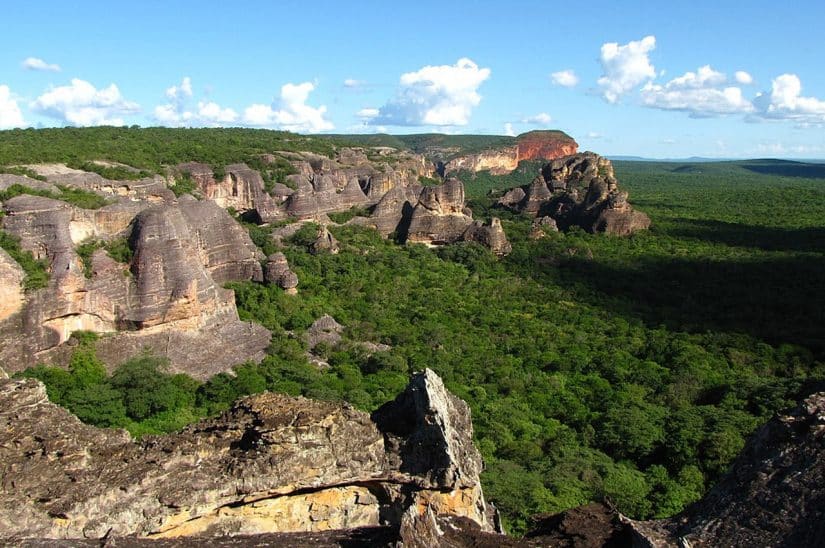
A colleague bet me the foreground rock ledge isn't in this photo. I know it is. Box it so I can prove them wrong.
[0,369,496,543]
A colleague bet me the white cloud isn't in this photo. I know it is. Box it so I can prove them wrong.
[597,35,657,103]
[165,76,193,101]
[241,82,333,133]
[503,122,516,137]
[521,112,553,125]
[640,65,754,117]
[344,78,367,88]
[0,85,27,129]
[356,107,379,119]
[735,71,753,85]
[551,69,579,88]
[369,58,490,126]
[31,78,139,126]
[587,132,603,139]
[755,73,825,123]
[22,57,61,72]
[197,101,238,125]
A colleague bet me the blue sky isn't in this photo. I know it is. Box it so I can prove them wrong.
[2,0,824,158]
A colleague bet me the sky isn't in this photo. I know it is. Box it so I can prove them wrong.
[2,0,825,159]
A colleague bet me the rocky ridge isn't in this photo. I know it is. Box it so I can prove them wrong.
[0,369,497,543]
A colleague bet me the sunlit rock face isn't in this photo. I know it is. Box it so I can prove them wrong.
[0,369,497,541]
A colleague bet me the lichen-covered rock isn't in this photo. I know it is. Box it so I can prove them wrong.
[0,368,497,541]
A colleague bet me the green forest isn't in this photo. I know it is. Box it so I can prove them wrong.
[7,130,824,534]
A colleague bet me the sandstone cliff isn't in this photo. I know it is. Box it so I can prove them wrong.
[0,369,497,543]
[443,131,579,176]
[0,194,269,379]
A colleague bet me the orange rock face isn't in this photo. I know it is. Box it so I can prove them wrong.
[516,132,579,163]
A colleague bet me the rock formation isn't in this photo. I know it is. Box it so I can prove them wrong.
[0,369,497,542]
[0,194,270,379]
[310,225,340,254]
[497,152,650,236]
[0,248,24,322]
[263,252,298,293]
[404,179,512,255]
[442,131,579,176]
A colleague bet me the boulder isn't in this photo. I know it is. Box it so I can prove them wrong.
[263,252,298,293]
[406,179,474,245]
[310,225,339,254]
[463,217,512,256]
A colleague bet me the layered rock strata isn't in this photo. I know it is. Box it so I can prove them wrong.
[0,195,269,378]
[0,369,497,542]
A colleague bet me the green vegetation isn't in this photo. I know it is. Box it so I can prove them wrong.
[328,206,372,224]
[13,142,825,535]
[104,237,134,264]
[70,161,152,181]
[0,127,338,174]
[0,165,48,180]
[0,182,108,209]
[76,240,104,278]
[457,159,546,198]
[170,172,197,197]
[0,230,49,290]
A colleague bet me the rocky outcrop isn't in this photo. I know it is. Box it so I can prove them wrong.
[0,369,497,542]
[263,252,298,293]
[406,179,474,245]
[23,163,173,202]
[515,130,579,163]
[0,195,269,379]
[310,225,339,254]
[0,248,25,322]
[444,148,519,176]
[442,131,579,176]
[463,218,512,256]
[498,152,650,236]
[176,162,285,223]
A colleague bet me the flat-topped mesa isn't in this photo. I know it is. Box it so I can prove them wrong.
[443,131,579,176]
[0,368,497,542]
[0,196,270,379]
[497,152,650,236]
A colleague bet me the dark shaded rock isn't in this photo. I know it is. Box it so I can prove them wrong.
[310,225,339,254]
[263,252,298,292]
[463,217,512,256]
[529,216,558,239]
[499,153,649,236]
[305,314,344,350]
[497,186,525,208]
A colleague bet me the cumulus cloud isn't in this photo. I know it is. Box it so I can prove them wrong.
[241,82,333,133]
[0,85,27,129]
[503,122,516,137]
[31,79,139,126]
[22,57,61,72]
[165,76,193,101]
[551,70,579,88]
[369,58,490,126]
[521,112,553,125]
[597,35,657,103]
[197,101,238,125]
[753,73,825,123]
[735,71,753,85]
[640,65,754,117]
